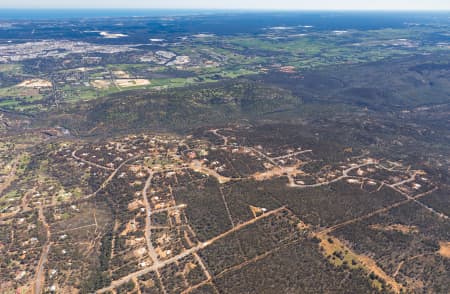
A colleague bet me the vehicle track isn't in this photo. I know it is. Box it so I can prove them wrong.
[96,206,286,293]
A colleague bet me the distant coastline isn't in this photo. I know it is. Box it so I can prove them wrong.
[0,9,448,20]
[0,9,224,19]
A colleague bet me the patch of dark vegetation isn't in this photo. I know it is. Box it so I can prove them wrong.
[213,238,380,294]
[199,209,304,275]
[172,174,232,242]
[332,202,450,292]
[420,188,450,216]
[138,271,164,293]
[229,178,404,228]
[52,80,298,136]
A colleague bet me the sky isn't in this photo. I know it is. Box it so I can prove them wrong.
[1,0,449,10]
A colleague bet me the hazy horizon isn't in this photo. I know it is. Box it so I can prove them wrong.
[1,0,450,11]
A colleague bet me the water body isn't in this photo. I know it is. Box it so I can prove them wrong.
[0,9,447,28]
[0,10,448,42]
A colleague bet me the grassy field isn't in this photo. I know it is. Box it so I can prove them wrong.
[0,85,46,112]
